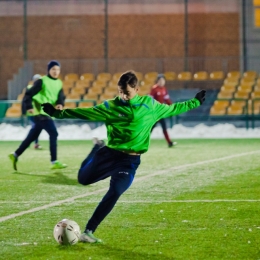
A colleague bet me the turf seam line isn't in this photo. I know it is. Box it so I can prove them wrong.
[1,199,260,204]
[1,149,260,223]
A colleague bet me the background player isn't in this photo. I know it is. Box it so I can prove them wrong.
[150,74,177,147]
[9,60,67,171]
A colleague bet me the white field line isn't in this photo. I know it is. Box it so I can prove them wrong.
[1,199,260,204]
[1,149,260,223]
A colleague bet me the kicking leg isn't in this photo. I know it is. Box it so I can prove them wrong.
[80,155,140,243]
[81,168,136,243]
[80,138,105,169]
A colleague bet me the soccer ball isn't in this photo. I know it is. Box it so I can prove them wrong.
[53,219,81,245]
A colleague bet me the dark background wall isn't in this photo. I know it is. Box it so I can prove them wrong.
[0,12,239,98]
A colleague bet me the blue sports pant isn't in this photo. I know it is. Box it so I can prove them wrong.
[78,145,140,232]
[15,116,58,161]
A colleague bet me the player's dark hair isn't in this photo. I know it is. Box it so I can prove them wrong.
[118,71,138,89]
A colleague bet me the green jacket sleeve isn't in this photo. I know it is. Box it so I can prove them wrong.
[52,103,110,122]
[153,98,200,121]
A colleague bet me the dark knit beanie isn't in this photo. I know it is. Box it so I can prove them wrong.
[47,60,60,72]
[156,74,165,82]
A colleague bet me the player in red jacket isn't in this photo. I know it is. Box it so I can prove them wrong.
[150,74,177,147]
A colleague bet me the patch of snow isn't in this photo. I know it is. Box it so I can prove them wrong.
[0,123,260,141]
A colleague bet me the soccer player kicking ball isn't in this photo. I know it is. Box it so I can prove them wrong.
[42,71,206,243]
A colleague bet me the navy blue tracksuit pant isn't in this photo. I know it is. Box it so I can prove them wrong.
[15,115,58,161]
[78,145,141,233]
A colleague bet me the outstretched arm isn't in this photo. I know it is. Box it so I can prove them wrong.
[41,103,109,122]
[153,90,206,121]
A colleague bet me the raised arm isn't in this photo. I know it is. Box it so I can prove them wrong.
[153,90,206,121]
[41,103,110,122]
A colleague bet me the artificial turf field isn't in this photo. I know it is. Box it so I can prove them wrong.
[1,139,260,260]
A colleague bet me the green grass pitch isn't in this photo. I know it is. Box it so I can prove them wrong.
[1,139,260,260]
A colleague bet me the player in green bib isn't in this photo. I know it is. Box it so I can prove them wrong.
[9,60,67,170]
[42,71,206,243]
[22,74,43,150]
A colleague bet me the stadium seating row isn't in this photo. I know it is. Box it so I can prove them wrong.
[210,71,260,116]
[5,70,260,118]
[57,70,234,83]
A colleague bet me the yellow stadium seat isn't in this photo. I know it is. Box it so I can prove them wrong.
[243,71,258,79]
[66,93,81,100]
[5,107,21,117]
[107,81,118,90]
[80,73,95,81]
[104,88,117,96]
[224,78,239,85]
[240,77,255,84]
[83,93,99,100]
[220,85,236,93]
[135,72,143,81]
[138,88,149,96]
[21,88,26,95]
[140,78,155,86]
[99,93,116,100]
[11,103,21,109]
[177,72,192,81]
[70,88,86,96]
[237,84,253,93]
[112,72,123,82]
[64,102,76,109]
[140,84,152,92]
[230,100,246,108]
[214,100,230,108]
[97,73,112,82]
[64,73,79,81]
[62,81,74,90]
[92,80,107,89]
[234,91,249,99]
[193,71,208,81]
[78,102,95,108]
[144,72,158,82]
[88,87,103,95]
[209,71,225,80]
[210,107,226,115]
[164,72,176,81]
[17,94,24,100]
[251,91,260,99]
[254,85,260,91]
[217,91,233,99]
[75,80,90,89]
[63,88,70,96]
[227,106,243,115]
[227,71,241,79]
[256,78,260,85]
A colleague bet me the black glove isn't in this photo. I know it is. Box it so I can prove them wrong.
[41,103,56,116]
[195,90,206,105]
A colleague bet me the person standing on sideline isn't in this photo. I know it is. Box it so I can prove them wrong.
[22,74,43,150]
[9,60,67,171]
[150,74,177,147]
[41,71,206,243]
